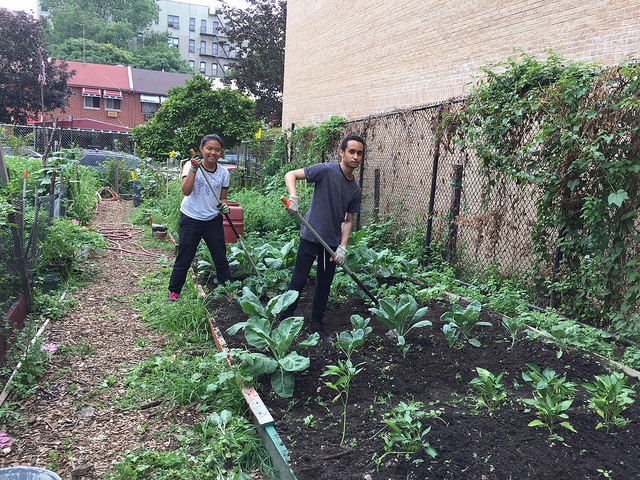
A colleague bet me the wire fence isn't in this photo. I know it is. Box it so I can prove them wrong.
[1,124,135,154]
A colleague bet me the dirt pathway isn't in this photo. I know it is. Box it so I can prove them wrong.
[1,200,196,479]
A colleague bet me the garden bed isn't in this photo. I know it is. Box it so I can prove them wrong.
[209,283,640,480]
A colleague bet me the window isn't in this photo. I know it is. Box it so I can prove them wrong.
[84,96,100,109]
[141,98,159,120]
[105,98,121,111]
[222,43,231,57]
[212,21,219,34]
[199,62,206,74]
[189,60,195,69]
[104,90,122,111]
[223,64,230,74]
[167,15,179,29]
[170,37,179,48]
[211,42,218,55]
[200,19,207,33]
[189,39,195,53]
[189,17,195,31]
[211,63,218,76]
[200,41,206,54]
[82,88,101,109]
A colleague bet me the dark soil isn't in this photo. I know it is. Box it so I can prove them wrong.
[209,283,640,480]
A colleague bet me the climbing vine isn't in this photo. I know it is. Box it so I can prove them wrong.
[443,51,640,335]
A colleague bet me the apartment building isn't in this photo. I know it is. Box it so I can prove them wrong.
[150,0,239,80]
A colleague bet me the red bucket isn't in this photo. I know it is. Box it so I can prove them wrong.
[223,201,244,244]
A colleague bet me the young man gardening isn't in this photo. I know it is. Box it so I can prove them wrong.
[281,133,365,340]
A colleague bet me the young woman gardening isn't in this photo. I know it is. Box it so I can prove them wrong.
[167,134,231,301]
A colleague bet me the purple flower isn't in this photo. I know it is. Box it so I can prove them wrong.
[0,432,12,448]
[71,219,79,225]
[41,344,58,353]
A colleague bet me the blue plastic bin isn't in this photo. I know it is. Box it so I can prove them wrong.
[0,467,61,480]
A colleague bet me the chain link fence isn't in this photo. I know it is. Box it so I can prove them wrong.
[341,102,538,276]
[2,124,135,154]
[337,99,639,323]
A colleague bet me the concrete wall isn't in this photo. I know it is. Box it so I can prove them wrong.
[282,0,640,127]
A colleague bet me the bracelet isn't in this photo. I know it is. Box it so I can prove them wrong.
[190,166,198,173]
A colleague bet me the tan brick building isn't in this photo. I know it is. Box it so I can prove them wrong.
[282,0,640,127]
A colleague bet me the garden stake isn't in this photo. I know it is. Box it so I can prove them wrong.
[280,196,378,305]
[193,156,260,276]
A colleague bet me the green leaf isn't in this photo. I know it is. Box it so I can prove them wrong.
[607,189,628,207]
[279,351,311,372]
[271,369,295,398]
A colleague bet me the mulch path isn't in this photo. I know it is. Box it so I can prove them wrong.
[1,200,201,479]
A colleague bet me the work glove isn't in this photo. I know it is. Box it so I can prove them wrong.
[286,195,299,215]
[333,245,347,266]
[190,159,200,173]
[217,202,230,215]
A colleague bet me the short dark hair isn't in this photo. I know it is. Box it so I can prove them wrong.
[340,134,365,151]
[200,134,224,149]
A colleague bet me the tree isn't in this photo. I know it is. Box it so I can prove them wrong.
[50,39,134,65]
[217,0,286,126]
[131,76,261,161]
[44,1,191,73]
[0,9,73,124]
[44,0,158,50]
[131,32,192,74]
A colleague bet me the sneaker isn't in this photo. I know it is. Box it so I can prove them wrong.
[167,292,180,302]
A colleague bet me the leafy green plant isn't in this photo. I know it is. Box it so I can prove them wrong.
[442,323,460,349]
[469,367,508,413]
[368,294,431,356]
[440,300,491,347]
[321,314,372,445]
[582,372,636,432]
[521,364,577,399]
[539,320,580,358]
[373,400,438,469]
[521,393,576,442]
[39,217,106,276]
[228,288,319,398]
[521,364,577,441]
[502,314,526,350]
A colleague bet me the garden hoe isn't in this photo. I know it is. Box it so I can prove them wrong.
[280,196,378,305]
[189,149,260,277]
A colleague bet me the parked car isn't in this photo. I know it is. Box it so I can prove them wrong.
[76,149,140,169]
[49,149,140,169]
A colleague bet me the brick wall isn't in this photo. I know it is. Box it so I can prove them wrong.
[282,0,640,127]
[58,89,144,131]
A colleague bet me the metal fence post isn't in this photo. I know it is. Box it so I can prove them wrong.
[425,105,443,259]
[445,164,463,264]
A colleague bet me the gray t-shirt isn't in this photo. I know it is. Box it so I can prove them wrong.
[180,162,230,221]
[301,162,362,246]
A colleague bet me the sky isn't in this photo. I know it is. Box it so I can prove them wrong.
[0,0,248,16]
